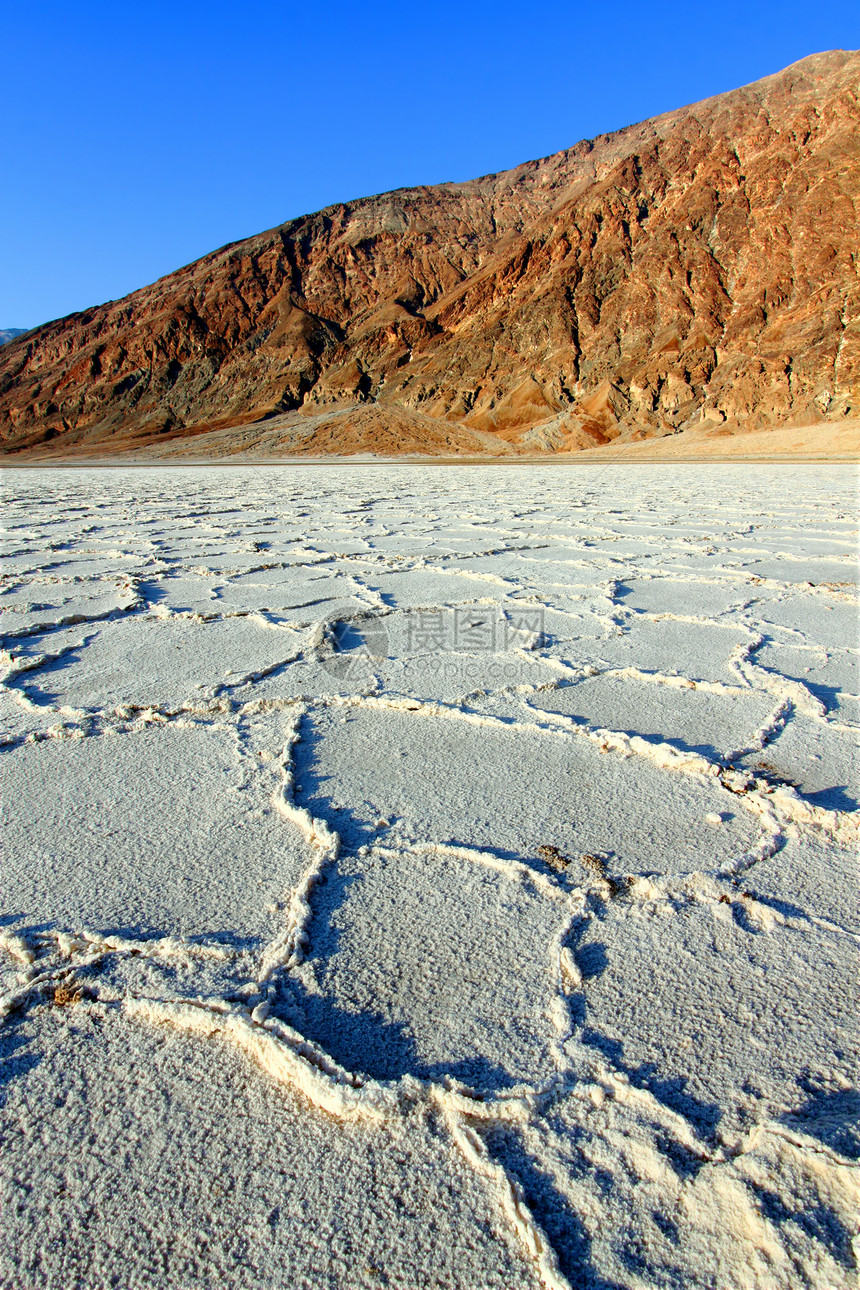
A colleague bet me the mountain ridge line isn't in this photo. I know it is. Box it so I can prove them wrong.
[2,49,858,460]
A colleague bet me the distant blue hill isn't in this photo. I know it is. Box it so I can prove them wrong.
[0,328,29,345]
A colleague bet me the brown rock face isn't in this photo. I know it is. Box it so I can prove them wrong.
[2,51,858,457]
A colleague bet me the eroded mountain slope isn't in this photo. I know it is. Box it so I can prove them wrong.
[1,50,857,456]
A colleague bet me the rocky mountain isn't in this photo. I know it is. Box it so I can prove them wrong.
[0,329,28,347]
[1,50,857,457]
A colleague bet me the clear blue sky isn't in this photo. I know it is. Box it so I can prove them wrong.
[2,0,858,328]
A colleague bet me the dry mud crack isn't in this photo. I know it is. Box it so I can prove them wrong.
[1,464,858,1290]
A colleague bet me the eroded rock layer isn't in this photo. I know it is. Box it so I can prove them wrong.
[1,50,858,456]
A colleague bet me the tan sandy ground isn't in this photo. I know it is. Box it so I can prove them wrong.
[3,410,858,467]
[560,418,860,464]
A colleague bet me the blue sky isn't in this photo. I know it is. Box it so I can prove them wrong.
[2,0,858,328]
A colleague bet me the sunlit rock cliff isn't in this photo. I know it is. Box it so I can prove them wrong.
[2,51,857,457]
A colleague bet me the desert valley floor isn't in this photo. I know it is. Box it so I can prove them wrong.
[0,462,858,1290]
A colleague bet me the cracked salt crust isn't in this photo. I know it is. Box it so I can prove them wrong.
[1,463,858,1290]
[754,637,858,709]
[527,671,778,761]
[1,1008,534,1289]
[284,842,568,1088]
[2,721,311,943]
[6,614,306,711]
[295,702,763,874]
